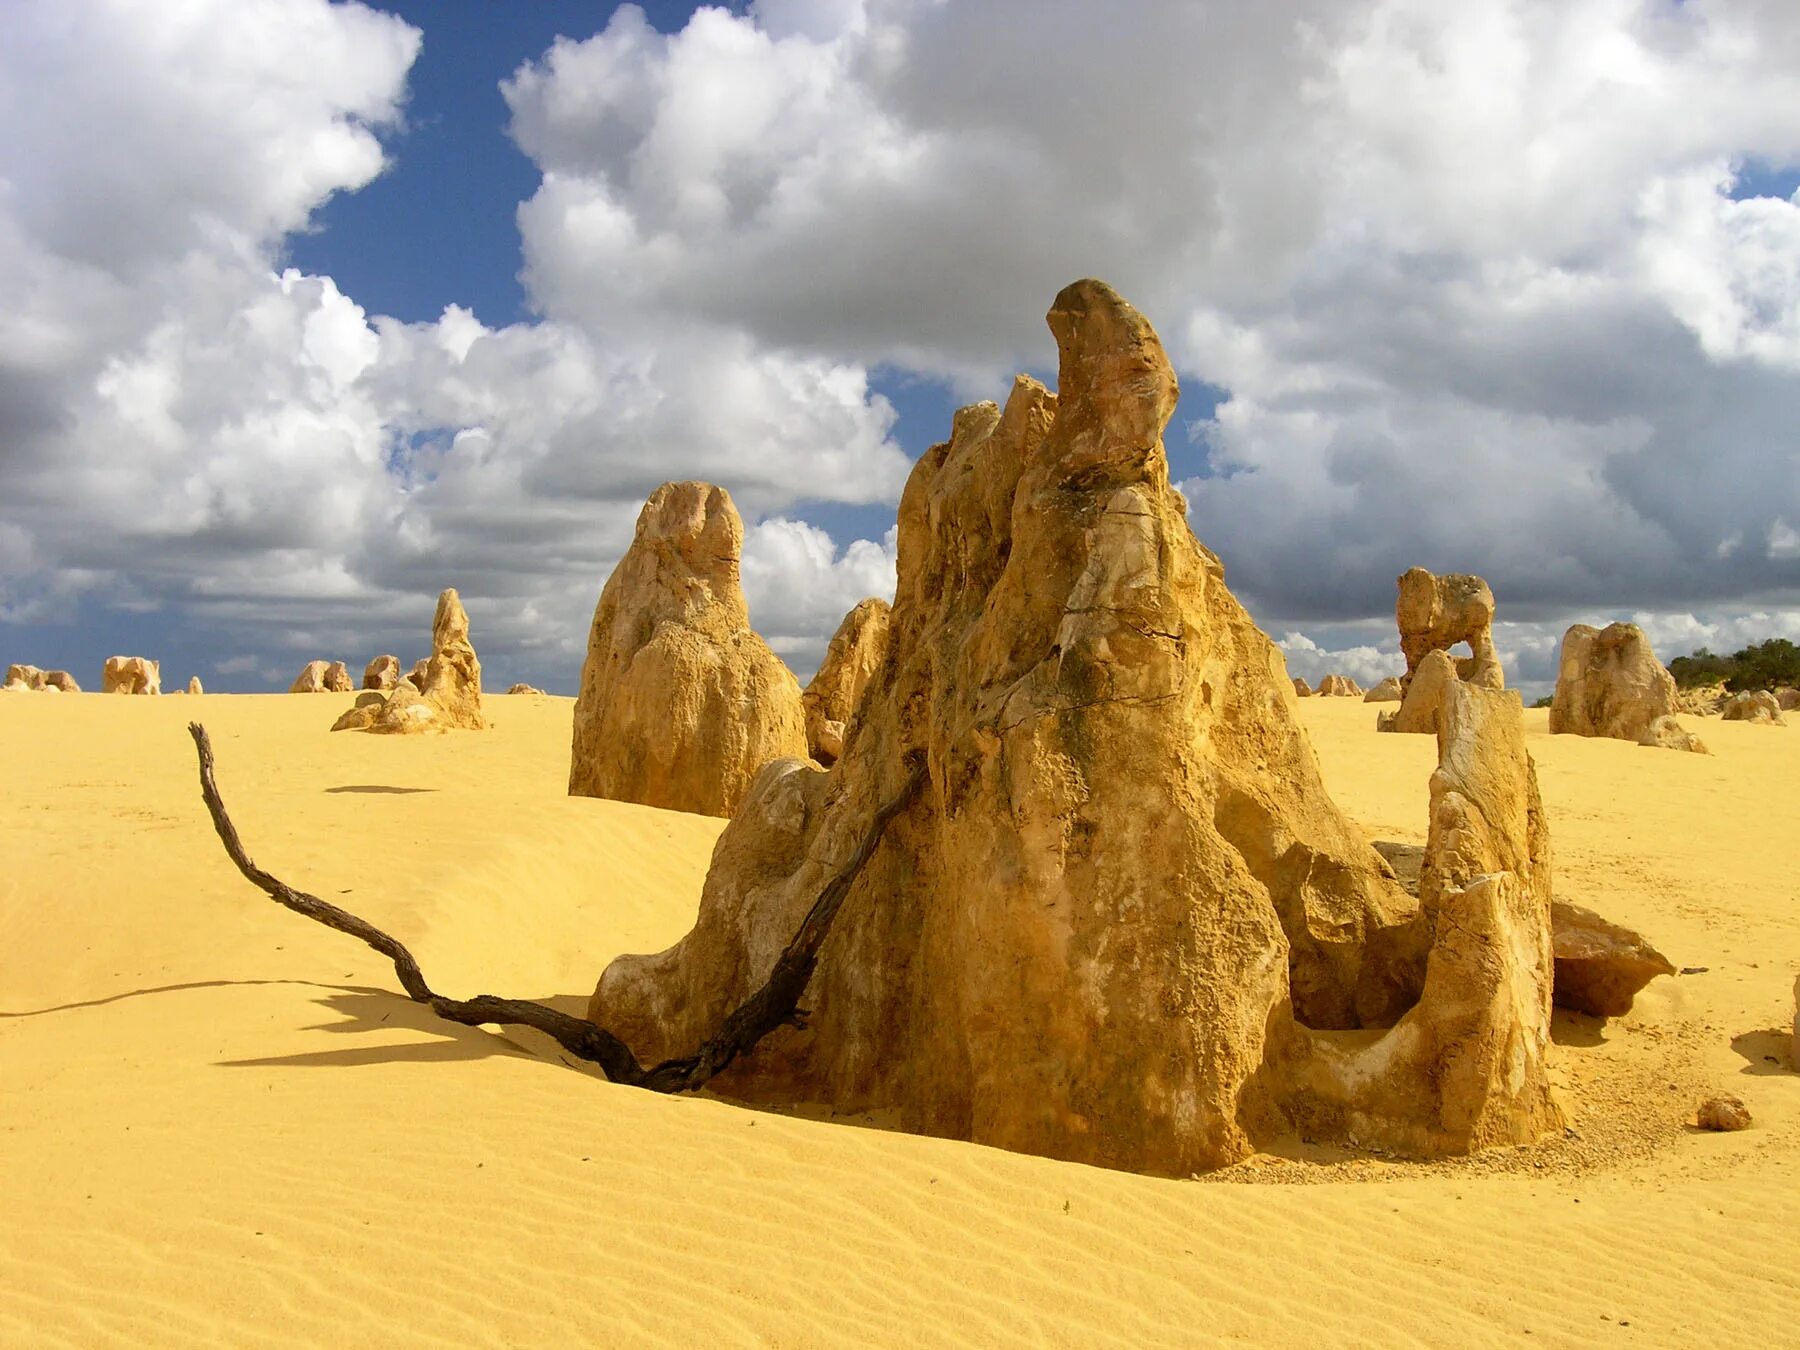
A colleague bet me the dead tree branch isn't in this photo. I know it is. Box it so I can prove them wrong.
[187,721,923,1092]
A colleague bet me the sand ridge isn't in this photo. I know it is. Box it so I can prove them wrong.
[3,693,1797,1345]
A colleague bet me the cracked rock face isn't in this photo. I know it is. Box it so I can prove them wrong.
[592,281,1562,1174]
[568,481,808,818]
[801,598,891,765]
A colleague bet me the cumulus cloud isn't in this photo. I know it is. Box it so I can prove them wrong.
[742,517,897,675]
[503,0,1800,638]
[0,0,907,689]
[6,0,1800,694]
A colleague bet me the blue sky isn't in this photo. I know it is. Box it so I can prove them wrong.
[3,0,1800,697]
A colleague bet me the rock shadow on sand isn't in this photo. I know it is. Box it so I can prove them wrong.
[1729,1028,1798,1077]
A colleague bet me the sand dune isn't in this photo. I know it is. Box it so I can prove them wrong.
[3,694,1797,1345]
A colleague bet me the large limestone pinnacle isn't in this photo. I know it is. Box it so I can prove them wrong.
[591,281,1561,1175]
[568,481,809,818]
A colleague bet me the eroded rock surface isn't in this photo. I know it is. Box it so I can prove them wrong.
[3,665,79,693]
[1292,676,1314,697]
[1721,690,1786,725]
[333,590,487,734]
[1364,676,1403,703]
[1371,841,1673,1018]
[364,655,400,691]
[568,481,808,818]
[1318,674,1362,697]
[1549,623,1701,752]
[1380,568,1503,735]
[801,598,891,765]
[1637,715,1708,754]
[1697,1095,1751,1131]
[102,656,160,695]
[1287,681,1562,1155]
[1399,568,1502,689]
[1549,901,1676,1017]
[506,683,546,695]
[590,280,1561,1174]
[290,661,335,694]
[186,676,203,695]
[1378,649,1458,735]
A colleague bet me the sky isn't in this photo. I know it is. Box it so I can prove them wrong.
[2,0,1799,698]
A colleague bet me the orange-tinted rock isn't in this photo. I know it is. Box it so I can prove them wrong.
[591,281,1558,1173]
[568,482,808,817]
[363,655,400,691]
[801,598,891,765]
[102,656,160,695]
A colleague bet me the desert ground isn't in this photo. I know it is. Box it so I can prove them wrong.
[2,691,1796,1346]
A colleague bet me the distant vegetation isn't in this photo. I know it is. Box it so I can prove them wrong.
[1668,638,1800,692]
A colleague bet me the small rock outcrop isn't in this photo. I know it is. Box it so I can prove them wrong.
[1721,690,1786,725]
[1292,676,1314,697]
[568,481,809,818]
[1549,901,1677,1017]
[1637,715,1708,754]
[332,590,487,734]
[1776,686,1800,711]
[186,676,203,695]
[402,658,430,690]
[291,661,332,693]
[801,598,892,765]
[1317,674,1362,697]
[1364,676,1403,703]
[1675,682,1728,716]
[102,656,160,695]
[1696,1095,1751,1132]
[1548,623,1703,752]
[506,683,546,695]
[364,655,400,691]
[3,665,80,692]
[589,280,1560,1174]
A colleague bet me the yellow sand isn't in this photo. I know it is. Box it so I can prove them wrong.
[2,692,1796,1346]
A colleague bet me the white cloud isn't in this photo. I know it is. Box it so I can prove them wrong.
[1276,631,1401,690]
[6,0,1800,693]
[742,518,898,678]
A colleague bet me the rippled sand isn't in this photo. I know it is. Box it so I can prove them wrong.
[3,692,1796,1345]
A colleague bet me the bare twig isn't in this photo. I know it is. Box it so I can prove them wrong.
[187,721,923,1092]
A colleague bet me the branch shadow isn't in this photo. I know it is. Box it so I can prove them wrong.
[215,987,607,1072]
[0,978,360,1019]
[324,785,437,795]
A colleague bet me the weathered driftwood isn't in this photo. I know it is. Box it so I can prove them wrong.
[186,722,923,1092]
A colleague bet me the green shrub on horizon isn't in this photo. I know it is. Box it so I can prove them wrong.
[1668,638,1800,693]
